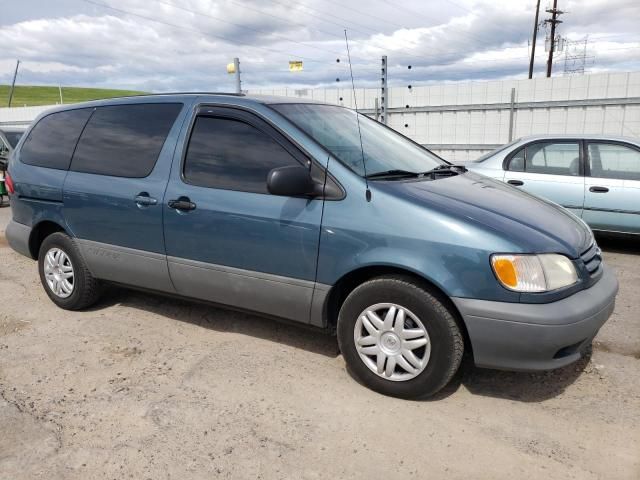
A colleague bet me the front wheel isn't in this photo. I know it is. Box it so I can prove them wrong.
[337,276,464,399]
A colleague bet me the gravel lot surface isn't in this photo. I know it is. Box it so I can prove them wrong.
[0,206,638,479]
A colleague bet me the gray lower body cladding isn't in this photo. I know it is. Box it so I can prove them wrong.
[5,219,32,258]
[6,221,619,365]
[452,265,618,371]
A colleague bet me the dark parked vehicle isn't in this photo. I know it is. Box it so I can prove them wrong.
[0,127,25,204]
[5,94,618,398]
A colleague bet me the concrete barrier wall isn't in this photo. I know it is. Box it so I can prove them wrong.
[251,71,640,161]
[2,72,639,161]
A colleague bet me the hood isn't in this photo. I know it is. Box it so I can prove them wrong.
[374,171,593,258]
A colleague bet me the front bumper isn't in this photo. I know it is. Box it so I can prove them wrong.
[452,265,618,371]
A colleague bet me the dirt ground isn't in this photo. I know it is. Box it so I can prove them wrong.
[0,206,638,480]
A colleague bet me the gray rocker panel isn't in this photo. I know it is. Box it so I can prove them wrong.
[74,239,331,326]
[167,256,327,324]
[76,239,176,293]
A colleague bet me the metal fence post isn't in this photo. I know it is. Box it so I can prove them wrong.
[380,56,388,125]
[508,87,516,141]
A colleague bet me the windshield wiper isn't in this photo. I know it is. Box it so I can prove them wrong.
[365,169,422,179]
[421,164,468,178]
[366,164,468,181]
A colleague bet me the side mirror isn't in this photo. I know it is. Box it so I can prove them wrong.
[267,165,322,197]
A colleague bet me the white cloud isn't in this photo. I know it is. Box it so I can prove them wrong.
[0,0,638,91]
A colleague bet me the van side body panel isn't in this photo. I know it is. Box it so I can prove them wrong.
[61,99,194,292]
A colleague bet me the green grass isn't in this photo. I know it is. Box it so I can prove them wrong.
[0,85,147,107]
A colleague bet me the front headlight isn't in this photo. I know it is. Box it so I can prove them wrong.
[491,253,578,292]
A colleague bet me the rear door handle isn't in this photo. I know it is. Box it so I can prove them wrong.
[135,193,158,206]
[507,180,524,186]
[589,186,609,193]
[168,196,197,211]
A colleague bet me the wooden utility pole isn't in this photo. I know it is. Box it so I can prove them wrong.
[7,60,20,107]
[545,0,563,78]
[528,0,541,79]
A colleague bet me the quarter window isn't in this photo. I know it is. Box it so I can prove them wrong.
[588,143,640,181]
[183,116,302,193]
[20,109,92,170]
[507,148,525,171]
[71,103,182,178]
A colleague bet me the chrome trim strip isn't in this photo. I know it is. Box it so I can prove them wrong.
[583,206,640,215]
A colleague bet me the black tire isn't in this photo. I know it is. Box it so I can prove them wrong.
[38,232,103,310]
[337,275,464,399]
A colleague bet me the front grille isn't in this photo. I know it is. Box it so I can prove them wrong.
[580,242,602,276]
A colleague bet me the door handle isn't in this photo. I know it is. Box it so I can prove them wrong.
[168,196,197,211]
[134,193,158,206]
[589,186,609,193]
[507,180,524,186]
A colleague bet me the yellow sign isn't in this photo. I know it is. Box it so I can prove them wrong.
[289,61,303,72]
[226,63,236,74]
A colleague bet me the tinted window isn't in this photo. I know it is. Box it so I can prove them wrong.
[183,116,301,193]
[5,131,23,148]
[526,142,580,176]
[507,147,525,171]
[588,143,640,181]
[20,109,92,170]
[71,103,182,178]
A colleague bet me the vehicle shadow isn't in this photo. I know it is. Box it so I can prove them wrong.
[94,287,592,402]
[596,233,640,254]
[93,286,340,358]
[453,350,592,402]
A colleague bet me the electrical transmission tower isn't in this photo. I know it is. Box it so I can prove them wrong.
[563,36,592,75]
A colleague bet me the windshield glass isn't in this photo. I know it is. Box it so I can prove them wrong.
[473,138,521,163]
[4,131,24,148]
[271,104,444,176]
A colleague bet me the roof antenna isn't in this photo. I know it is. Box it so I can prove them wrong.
[344,29,371,202]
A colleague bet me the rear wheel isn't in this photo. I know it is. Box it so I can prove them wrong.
[337,276,464,399]
[38,232,103,310]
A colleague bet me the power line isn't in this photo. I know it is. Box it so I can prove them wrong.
[263,0,388,37]
[82,0,336,64]
[146,0,345,57]
[373,0,528,49]
[232,0,536,65]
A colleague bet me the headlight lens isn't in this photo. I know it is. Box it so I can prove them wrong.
[491,254,578,292]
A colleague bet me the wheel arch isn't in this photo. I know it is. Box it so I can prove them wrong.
[28,220,67,259]
[323,265,473,357]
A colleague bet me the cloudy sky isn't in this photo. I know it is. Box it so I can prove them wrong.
[1,0,638,92]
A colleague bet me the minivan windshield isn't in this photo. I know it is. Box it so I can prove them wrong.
[271,103,444,177]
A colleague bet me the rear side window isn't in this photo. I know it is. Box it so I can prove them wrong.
[20,109,92,170]
[71,103,182,178]
[588,143,640,181]
[526,142,580,176]
[183,116,302,194]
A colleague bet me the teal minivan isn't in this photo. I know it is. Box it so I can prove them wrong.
[5,94,618,398]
